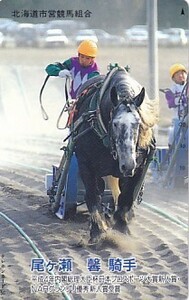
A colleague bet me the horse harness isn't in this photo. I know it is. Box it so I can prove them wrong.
[59,67,155,209]
[68,68,122,147]
[68,67,132,146]
[68,67,146,158]
[67,66,155,173]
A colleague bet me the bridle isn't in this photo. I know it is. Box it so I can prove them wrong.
[108,97,138,161]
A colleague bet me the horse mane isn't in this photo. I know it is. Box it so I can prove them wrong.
[115,68,159,148]
[138,95,159,148]
[76,67,159,149]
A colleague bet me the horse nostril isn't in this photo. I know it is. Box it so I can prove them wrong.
[120,164,135,177]
[121,165,126,172]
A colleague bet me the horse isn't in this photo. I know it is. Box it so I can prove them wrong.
[72,66,158,244]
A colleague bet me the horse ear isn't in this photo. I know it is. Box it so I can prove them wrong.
[134,87,145,107]
[110,86,119,107]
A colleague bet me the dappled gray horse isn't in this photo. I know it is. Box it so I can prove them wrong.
[73,67,158,244]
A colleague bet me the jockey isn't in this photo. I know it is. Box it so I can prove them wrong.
[168,63,187,117]
[166,63,188,147]
[45,40,100,99]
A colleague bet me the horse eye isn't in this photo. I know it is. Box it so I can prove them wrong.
[113,123,117,128]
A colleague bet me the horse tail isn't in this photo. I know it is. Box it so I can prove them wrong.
[106,176,120,203]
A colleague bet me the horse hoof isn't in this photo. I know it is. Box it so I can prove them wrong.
[127,209,135,222]
[88,237,100,246]
[113,214,130,235]
[88,230,106,245]
[88,235,102,246]
[113,209,132,234]
[113,220,130,235]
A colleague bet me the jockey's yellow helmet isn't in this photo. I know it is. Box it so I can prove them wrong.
[77,40,98,58]
[169,63,187,78]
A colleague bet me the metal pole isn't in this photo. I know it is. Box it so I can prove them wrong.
[147,0,159,100]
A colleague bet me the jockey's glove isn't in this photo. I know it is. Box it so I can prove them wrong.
[45,64,62,76]
[66,99,76,112]
[59,69,72,78]
[165,90,177,108]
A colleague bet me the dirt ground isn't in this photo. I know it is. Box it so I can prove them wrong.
[0,46,188,300]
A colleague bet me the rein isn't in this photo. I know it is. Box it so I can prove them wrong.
[92,67,128,147]
[69,68,136,150]
[56,77,71,130]
[65,81,110,146]
[39,75,50,120]
[39,75,71,128]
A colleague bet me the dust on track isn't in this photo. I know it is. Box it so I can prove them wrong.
[0,153,188,300]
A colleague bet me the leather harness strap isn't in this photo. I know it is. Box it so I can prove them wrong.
[68,68,127,147]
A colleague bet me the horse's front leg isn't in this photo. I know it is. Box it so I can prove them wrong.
[79,166,108,244]
[113,168,143,234]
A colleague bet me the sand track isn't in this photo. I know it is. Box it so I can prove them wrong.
[0,135,187,300]
[0,48,188,299]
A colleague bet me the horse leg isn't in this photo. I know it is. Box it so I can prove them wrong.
[79,165,108,244]
[90,176,109,243]
[113,168,143,234]
[89,206,108,244]
[114,144,156,234]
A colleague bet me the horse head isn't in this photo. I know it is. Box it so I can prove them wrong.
[110,85,145,177]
